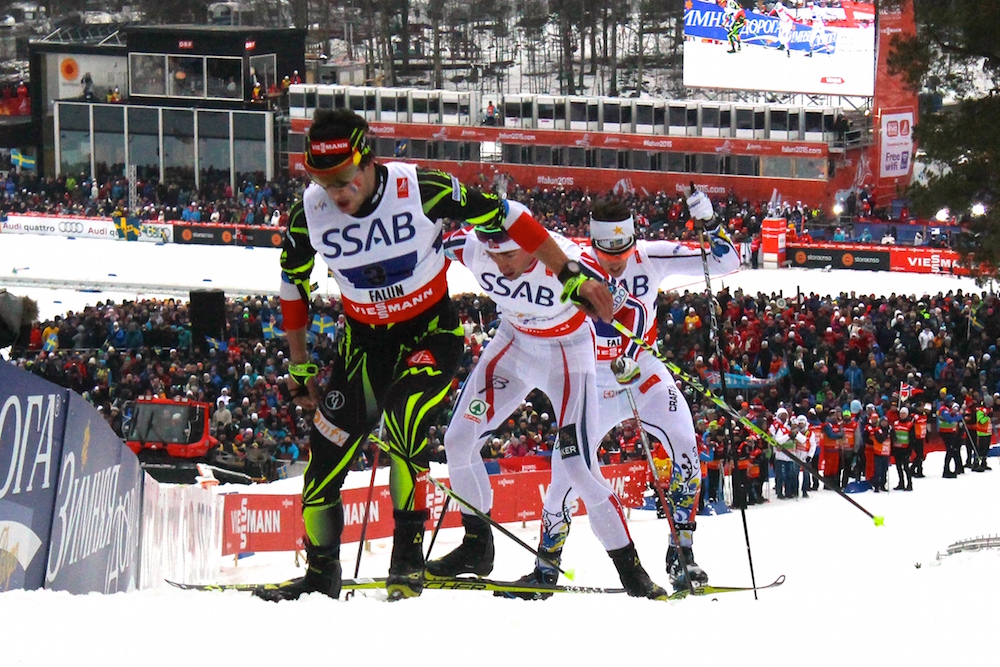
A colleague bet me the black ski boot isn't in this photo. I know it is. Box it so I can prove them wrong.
[611,543,668,599]
[253,544,342,602]
[494,565,560,601]
[426,513,494,577]
[386,509,428,601]
[495,514,567,601]
[666,544,709,592]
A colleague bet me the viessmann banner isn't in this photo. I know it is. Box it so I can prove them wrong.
[788,243,967,275]
[221,461,649,556]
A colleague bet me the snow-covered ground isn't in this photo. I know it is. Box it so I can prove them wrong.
[2,234,999,667]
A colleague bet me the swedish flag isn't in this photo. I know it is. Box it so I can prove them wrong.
[42,332,58,352]
[262,322,284,340]
[310,314,335,336]
[10,149,35,170]
[206,335,228,352]
[114,215,140,241]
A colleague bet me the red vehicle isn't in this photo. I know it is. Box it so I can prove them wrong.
[125,395,215,459]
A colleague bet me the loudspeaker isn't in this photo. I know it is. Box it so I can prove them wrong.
[189,289,226,342]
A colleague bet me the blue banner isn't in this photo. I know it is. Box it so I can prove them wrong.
[44,392,143,594]
[0,363,70,591]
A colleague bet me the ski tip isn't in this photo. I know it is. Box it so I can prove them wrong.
[563,568,576,581]
[873,515,885,527]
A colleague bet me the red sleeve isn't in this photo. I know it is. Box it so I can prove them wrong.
[506,209,549,254]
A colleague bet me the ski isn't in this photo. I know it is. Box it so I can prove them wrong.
[669,574,786,599]
[166,574,784,598]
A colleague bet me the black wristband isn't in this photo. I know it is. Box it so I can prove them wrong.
[557,260,582,285]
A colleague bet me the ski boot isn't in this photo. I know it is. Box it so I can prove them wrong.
[666,545,709,592]
[253,544,342,602]
[495,512,568,601]
[494,564,560,601]
[386,509,428,601]
[611,543,669,600]
[426,513,494,577]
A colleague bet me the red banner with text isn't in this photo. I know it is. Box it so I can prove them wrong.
[221,462,650,556]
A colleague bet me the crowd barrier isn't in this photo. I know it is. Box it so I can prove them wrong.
[1,363,220,593]
[221,460,649,557]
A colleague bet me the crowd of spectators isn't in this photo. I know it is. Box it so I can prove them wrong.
[6,280,1000,495]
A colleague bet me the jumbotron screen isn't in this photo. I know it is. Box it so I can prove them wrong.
[683,0,876,97]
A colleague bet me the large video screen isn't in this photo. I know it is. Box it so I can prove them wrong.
[683,1,875,97]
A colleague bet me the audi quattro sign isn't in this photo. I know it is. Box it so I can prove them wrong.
[2,215,118,239]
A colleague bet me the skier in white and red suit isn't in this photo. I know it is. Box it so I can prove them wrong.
[430,201,669,600]
[580,193,740,591]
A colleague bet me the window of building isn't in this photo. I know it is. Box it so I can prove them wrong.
[249,54,276,94]
[130,54,166,97]
[198,110,231,193]
[93,104,125,182]
[128,106,159,181]
[735,155,761,176]
[762,156,793,178]
[168,56,204,97]
[58,103,91,176]
[233,111,267,184]
[795,157,827,180]
[567,147,586,167]
[206,57,242,100]
[162,108,195,190]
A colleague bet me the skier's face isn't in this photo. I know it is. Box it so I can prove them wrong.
[486,248,534,280]
[594,246,635,278]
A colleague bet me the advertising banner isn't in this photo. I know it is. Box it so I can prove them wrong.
[220,462,650,556]
[291,118,830,159]
[44,393,143,594]
[172,223,239,245]
[48,53,127,103]
[1,214,120,240]
[0,363,70,592]
[289,153,829,205]
[888,246,969,276]
[870,0,918,205]
[682,0,875,96]
[787,242,890,271]
[240,226,286,248]
[879,110,914,178]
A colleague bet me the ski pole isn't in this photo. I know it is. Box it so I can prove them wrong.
[346,415,384,600]
[425,495,451,561]
[688,187,759,598]
[611,319,884,526]
[428,475,575,579]
[623,386,696,595]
